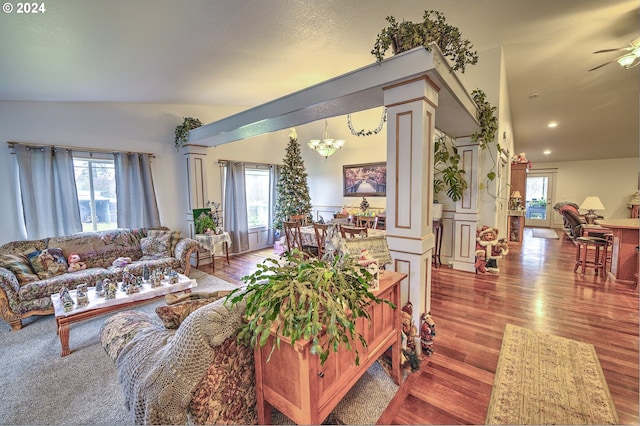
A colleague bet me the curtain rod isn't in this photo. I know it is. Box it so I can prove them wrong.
[7,141,155,157]
[218,159,276,167]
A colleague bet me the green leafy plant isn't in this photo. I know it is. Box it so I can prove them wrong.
[194,212,215,234]
[433,133,467,202]
[174,117,203,150]
[371,10,478,73]
[226,250,395,366]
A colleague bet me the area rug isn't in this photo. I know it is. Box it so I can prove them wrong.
[485,324,619,425]
[531,228,559,239]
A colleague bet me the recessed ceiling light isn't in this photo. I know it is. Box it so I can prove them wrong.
[543,150,552,155]
[548,122,558,128]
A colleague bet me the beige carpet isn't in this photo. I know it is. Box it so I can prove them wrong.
[486,324,619,425]
[531,228,559,239]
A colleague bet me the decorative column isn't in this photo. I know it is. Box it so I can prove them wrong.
[452,138,479,272]
[384,76,438,347]
[182,145,209,237]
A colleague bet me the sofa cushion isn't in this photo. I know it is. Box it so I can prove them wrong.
[140,234,171,259]
[148,229,181,255]
[27,248,68,280]
[0,253,39,285]
[155,296,224,329]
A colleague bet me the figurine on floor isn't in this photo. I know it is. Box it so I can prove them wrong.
[420,312,436,356]
[401,301,418,351]
[475,226,509,274]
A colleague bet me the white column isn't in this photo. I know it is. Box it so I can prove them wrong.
[384,77,438,348]
[182,145,209,237]
[452,138,479,272]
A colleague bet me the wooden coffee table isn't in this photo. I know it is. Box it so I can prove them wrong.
[50,273,196,356]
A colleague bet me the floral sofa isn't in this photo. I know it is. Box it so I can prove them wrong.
[100,294,257,424]
[0,227,199,330]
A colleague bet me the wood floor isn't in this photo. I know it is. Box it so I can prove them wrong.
[201,227,639,425]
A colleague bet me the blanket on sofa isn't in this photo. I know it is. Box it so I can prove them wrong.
[116,296,247,424]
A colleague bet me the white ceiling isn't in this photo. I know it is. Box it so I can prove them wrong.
[1,0,638,164]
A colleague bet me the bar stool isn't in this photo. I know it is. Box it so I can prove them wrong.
[574,236,609,278]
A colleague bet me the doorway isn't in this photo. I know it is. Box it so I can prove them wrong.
[525,170,556,228]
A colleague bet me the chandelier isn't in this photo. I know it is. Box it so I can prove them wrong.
[308,120,345,159]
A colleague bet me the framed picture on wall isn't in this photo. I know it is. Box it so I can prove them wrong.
[343,162,387,197]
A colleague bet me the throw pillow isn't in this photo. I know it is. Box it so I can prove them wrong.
[148,229,181,255]
[27,248,68,280]
[0,253,39,285]
[140,233,171,259]
[155,296,224,329]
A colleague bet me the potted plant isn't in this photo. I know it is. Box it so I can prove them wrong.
[194,211,215,235]
[174,117,203,150]
[371,10,478,73]
[226,250,395,366]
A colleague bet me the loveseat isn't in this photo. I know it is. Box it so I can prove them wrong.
[100,294,257,424]
[0,227,199,330]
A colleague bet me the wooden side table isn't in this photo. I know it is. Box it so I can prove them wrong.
[195,232,231,272]
[432,219,443,268]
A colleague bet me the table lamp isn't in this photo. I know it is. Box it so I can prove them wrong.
[580,196,605,224]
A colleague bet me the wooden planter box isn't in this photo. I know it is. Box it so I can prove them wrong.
[255,271,405,424]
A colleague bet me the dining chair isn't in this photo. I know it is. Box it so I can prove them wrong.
[313,223,329,259]
[283,221,304,253]
[356,215,378,229]
[340,225,368,239]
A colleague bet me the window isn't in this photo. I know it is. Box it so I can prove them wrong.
[245,168,270,228]
[73,158,117,231]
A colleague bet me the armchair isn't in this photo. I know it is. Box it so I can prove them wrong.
[553,202,603,240]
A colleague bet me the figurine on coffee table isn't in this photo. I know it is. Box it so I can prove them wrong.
[76,283,89,307]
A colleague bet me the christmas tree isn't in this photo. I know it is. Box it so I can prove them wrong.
[273,129,313,231]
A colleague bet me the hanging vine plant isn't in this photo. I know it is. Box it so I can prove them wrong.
[433,89,499,202]
[174,117,203,150]
[470,89,499,182]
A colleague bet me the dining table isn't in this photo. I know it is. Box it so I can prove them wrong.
[299,224,385,248]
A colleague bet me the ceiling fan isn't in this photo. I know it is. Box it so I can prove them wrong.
[589,37,640,71]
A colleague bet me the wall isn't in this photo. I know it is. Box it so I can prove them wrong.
[458,46,513,234]
[0,101,243,246]
[531,157,639,227]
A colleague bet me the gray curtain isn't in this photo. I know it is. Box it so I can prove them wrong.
[224,162,249,252]
[114,152,160,228]
[267,164,281,245]
[14,145,82,239]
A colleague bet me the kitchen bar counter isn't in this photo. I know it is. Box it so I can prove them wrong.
[596,218,639,284]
